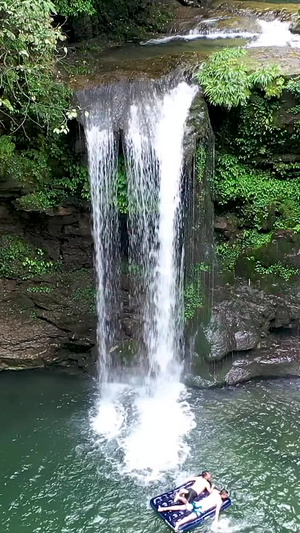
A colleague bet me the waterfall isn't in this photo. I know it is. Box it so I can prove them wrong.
[125,82,198,383]
[83,93,119,384]
[80,79,198,480]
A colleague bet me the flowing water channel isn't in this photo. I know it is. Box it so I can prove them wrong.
[1,372,299,533]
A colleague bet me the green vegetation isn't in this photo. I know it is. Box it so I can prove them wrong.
[0,236,58,279]
[204,55,300,279]
[229,95,292,165]
[184,263,211,321]
[54,0,171,40]
[0,1,90,211]
[254,261,299,281]
[0,0,70,133]
[73,285,96,312]
[215,153,300,230]
[55,0,96,16]
[116,157,128,214]
[196,146,208,183]
[217,230,273,271]
[198,49,285,109]
[184,282,204,321]
[0,135,90,211]
[27,286,53,293]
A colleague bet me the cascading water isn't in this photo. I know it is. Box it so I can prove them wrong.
[142,18,300,49]
[81,79,198,481]
[83,101,119,384]
[125,83,198,383]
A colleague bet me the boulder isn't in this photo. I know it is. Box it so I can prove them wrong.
[225,329,300,384]
[289,20,300,35]
[202,283,300,361]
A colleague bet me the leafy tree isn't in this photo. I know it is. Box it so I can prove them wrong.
[53,0,171,40]
[0,0,71,134]
[54,0,96,16]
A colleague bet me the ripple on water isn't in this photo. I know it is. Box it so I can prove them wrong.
[0,373,299,533]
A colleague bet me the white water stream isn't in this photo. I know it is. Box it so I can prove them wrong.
[125,83,197,382]
[142,19,300,49]
[249,19,300,48]
[83,81,198,480]
[85,122,118,384]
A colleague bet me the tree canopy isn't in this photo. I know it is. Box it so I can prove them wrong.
[0,0,71,134]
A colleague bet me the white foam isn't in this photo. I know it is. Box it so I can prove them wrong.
[211,517,253,532]
[142,30,256,46]
[142,18,300,49]
[91,381,196,482]
[91,383,127,440]
[120,382,196,481]
[248,19,300,48]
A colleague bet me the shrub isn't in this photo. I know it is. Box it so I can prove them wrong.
[198,48,285,109]
[215,153,300,230]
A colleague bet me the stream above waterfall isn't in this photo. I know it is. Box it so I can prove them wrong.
[1,371,299,533]
[66,18,300,91]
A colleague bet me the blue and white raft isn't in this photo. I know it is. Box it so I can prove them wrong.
[150,483,232,531]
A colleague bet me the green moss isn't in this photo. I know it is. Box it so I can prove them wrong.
[254,261,299,281]
[27,286,53,293]
[184,282,204,321]
[0,236,59,279]
[73,285,96,312]
[116,157,128,214]
[196,146,208,183]
[184,263,211,321]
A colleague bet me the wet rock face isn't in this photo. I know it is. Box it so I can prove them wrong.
[225,327,300,384]
[0,200,141,373]
[289,20,300,35]
[0,267,140,373]
[189,293,300,387]
[176,0,202,6]
[203,284,300,361]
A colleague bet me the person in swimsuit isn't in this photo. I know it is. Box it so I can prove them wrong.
[158,488,229,531]
[174,471,213,505]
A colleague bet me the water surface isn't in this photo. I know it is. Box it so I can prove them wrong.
[1,372,299,533]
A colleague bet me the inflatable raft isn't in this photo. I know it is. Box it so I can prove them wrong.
[150,483,232,531]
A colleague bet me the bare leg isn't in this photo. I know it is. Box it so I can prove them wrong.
[158,504,187,513]
[174,512,198,532]
[174,493,189,505]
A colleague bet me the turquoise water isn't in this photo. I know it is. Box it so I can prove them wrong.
[1,371,299,533]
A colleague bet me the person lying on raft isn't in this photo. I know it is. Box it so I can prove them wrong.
[158,488,229,531]
[174,471,214,505]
